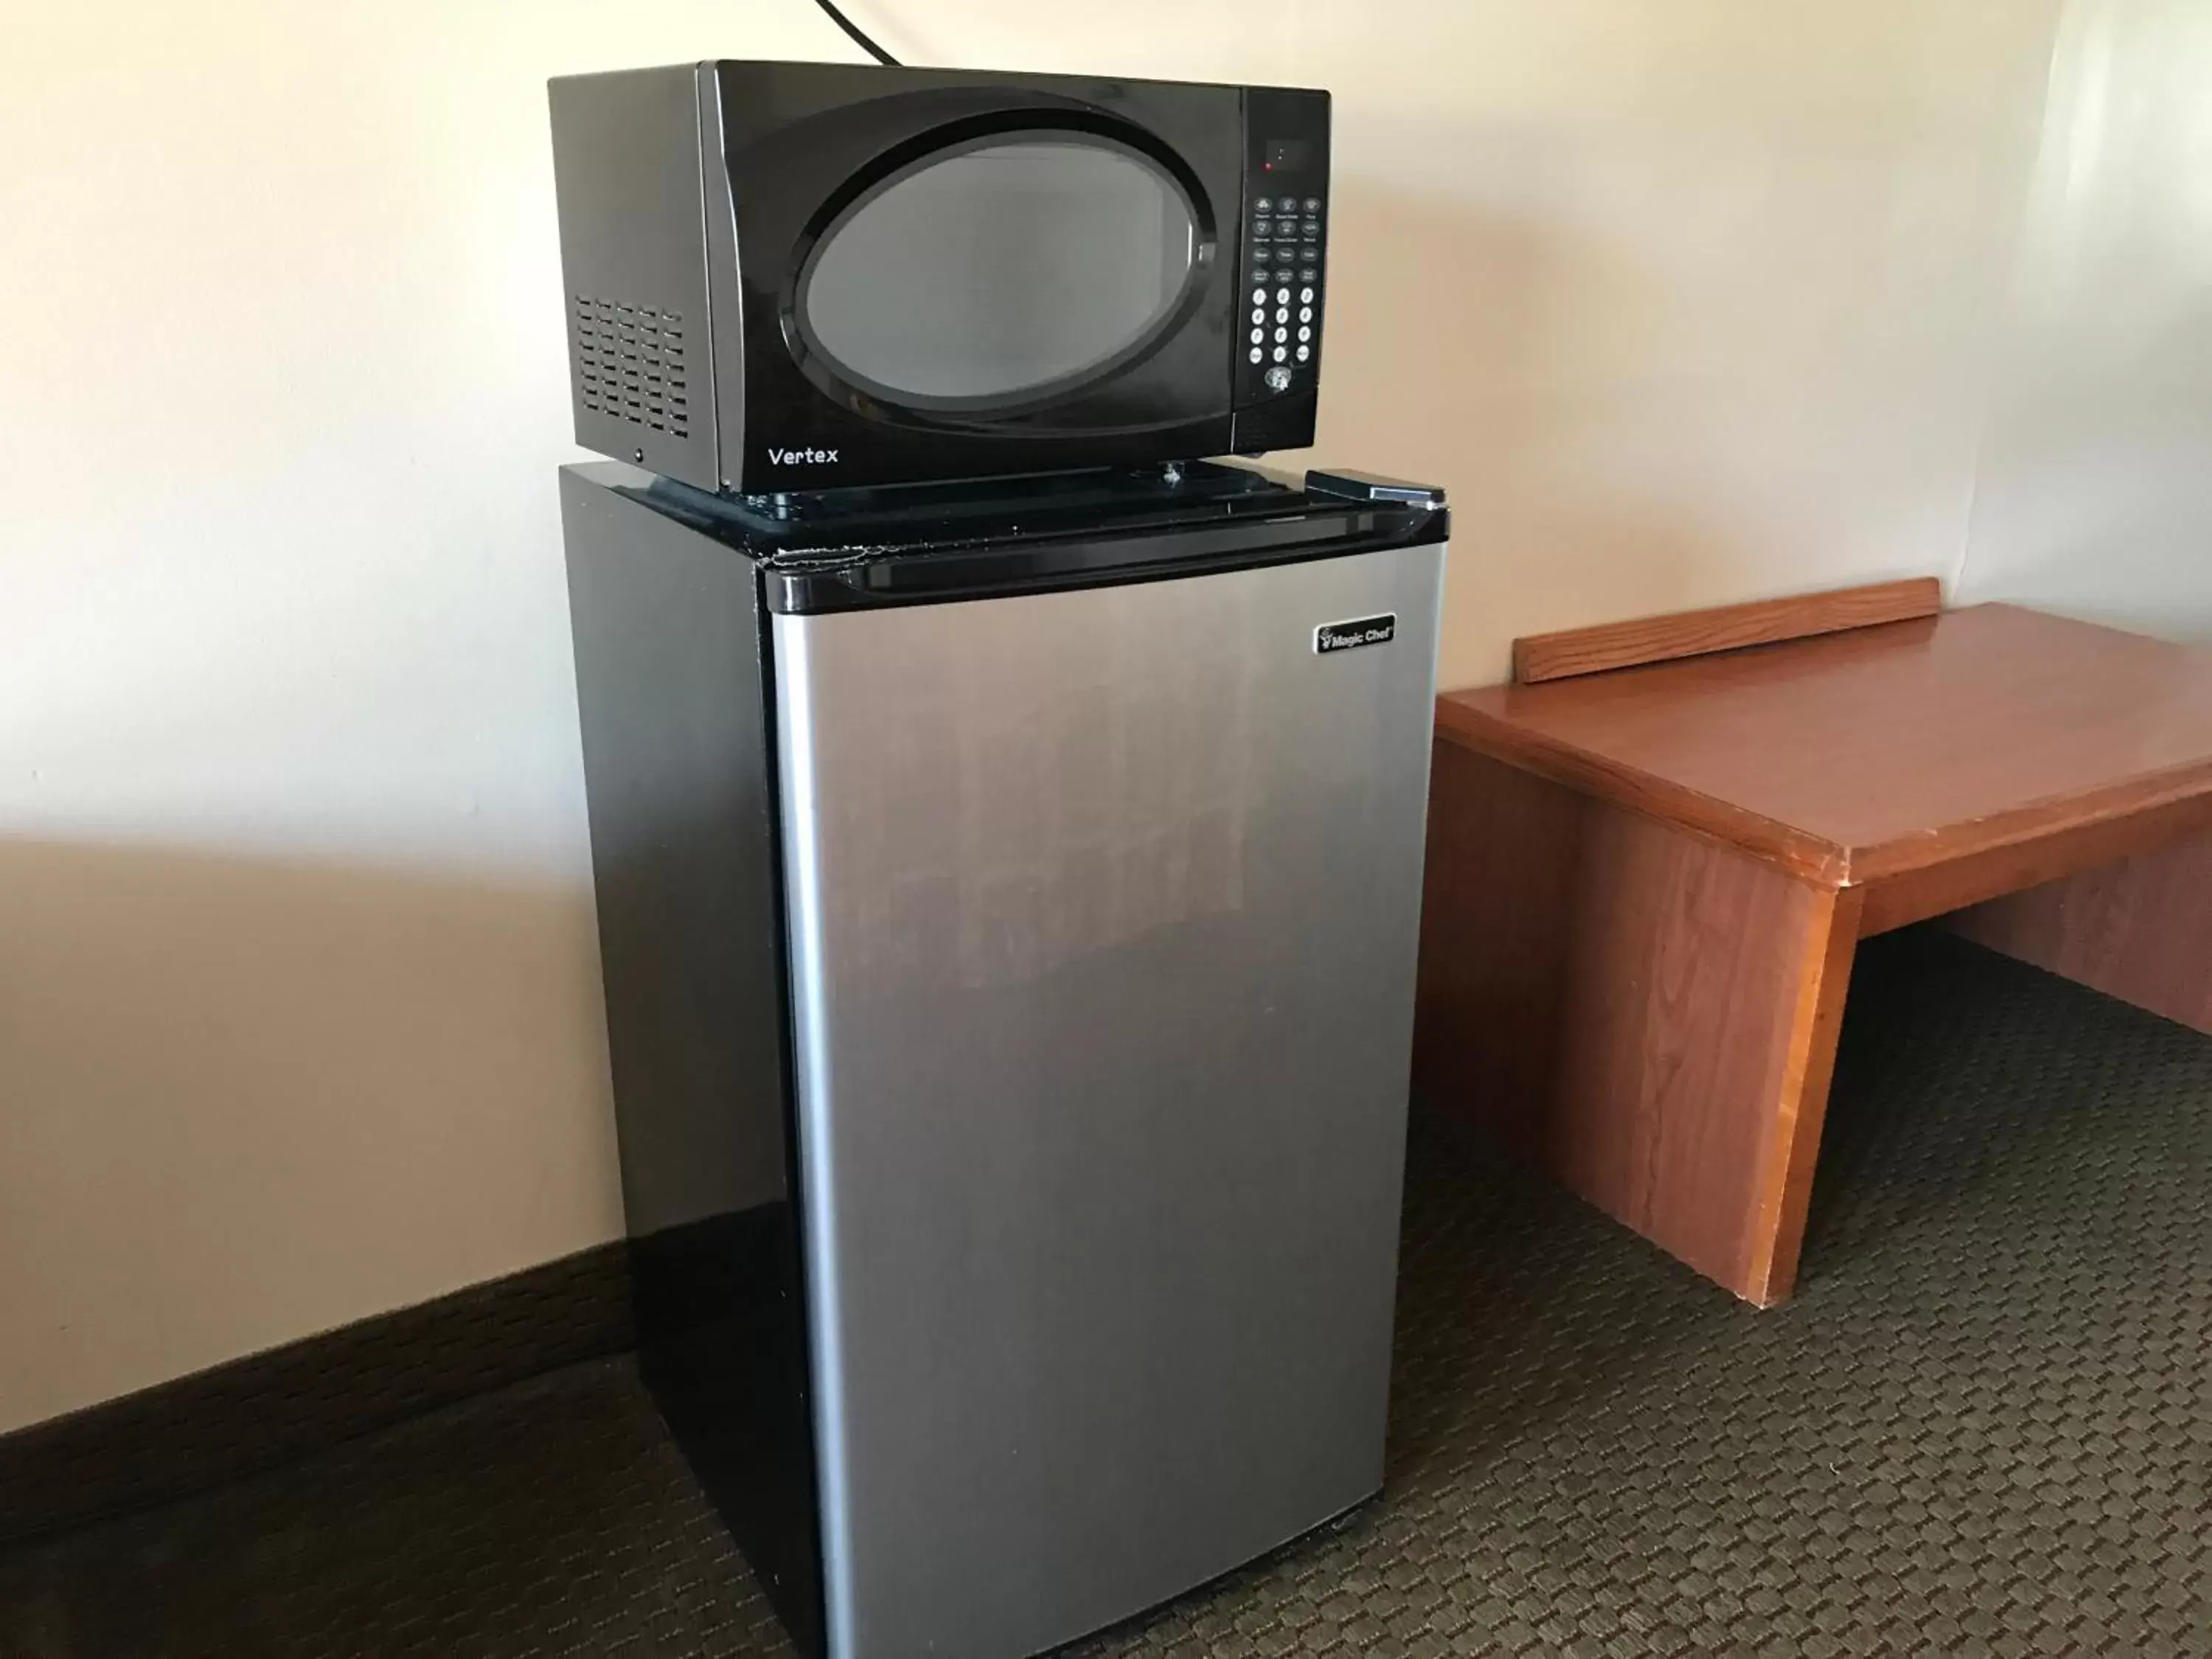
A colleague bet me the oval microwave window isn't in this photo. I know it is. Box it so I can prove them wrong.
[797,136,1199,406]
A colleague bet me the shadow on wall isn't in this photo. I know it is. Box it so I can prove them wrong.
[0,837,620,1436]
[1317,181,1994,688]
[1324,189,1738,674]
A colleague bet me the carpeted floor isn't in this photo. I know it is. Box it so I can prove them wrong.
[4,928,2210,1658]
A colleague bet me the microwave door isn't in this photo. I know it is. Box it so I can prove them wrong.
[710,64,1248,490]
[793,134,1202,415]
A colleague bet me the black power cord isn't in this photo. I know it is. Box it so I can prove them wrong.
[813,0,900,65]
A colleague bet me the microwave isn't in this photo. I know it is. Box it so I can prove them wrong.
[547,60,1330,495]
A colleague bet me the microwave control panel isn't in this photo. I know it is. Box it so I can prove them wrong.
[1236,88,1330,408]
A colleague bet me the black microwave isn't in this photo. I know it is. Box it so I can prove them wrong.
[547,60,1329,495]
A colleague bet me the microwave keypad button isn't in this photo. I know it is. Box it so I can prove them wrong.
[1298,325,1312,342]
[1253,218,1273,236]
[1304,196,1321,211]
[1251,307,1265,324]
[1248,346,1264,364]
[1274,326,1287,344]
[1273,344,1288,362]
[1250,327,1264,345]
[1256,196,1273,212]
[1252,288,1267,305]
[1296,344,1311,362]
[1298,305,1313,323]
[1299,285,1315,304]
[1275,287,1290,304]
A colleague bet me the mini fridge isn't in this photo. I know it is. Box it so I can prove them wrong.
[560,459,1449,1659]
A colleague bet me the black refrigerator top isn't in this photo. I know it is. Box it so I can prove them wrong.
[566,460,1449,615]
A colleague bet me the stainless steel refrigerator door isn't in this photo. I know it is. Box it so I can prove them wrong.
[773,543,1446,1659]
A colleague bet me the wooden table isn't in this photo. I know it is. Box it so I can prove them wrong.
[1416,602,2212,1306]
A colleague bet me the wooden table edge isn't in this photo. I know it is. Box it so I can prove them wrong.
[1433,696,1851,885]
[1839,755,2212,884]
[1436,698,2212,902]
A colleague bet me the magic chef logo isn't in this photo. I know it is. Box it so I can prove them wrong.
[1314,613,1397,654]
[768,446,840,465]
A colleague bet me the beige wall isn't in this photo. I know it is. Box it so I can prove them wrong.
[1954,0,2212,638]
[1,0,2198,1433]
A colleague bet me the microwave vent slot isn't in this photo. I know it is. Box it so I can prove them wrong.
[573,296,689,437]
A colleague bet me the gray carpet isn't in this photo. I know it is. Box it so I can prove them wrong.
[4,928,2210,1658]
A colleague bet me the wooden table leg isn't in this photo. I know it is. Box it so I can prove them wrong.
[1947,832,2212,1034]
[1415,742,1863,1306]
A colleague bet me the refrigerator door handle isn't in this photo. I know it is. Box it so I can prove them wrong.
[762,509,1447,613]
[1302,469,1447,508]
